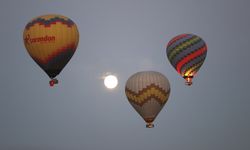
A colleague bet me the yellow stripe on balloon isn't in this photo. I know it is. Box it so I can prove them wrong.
[184,61,204,77]
[125,86,169,105]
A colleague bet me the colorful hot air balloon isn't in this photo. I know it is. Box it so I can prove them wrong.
[23,14,79,86]
[125,71,171,128]
[166,33,207,86]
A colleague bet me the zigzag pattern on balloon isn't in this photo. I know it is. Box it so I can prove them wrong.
[167,35,195,57]
[31,43,76,65]
[169,38,205,67]
[180,52,207,76]
[167,34,189,47]
[167,36,201,61]
[184,61,204,76]
[176,46,207,75]
[31,43,77,78]
[167,34,207,77]
[167,34,193,56]
[25,16,75,30]
[125,84,170,107]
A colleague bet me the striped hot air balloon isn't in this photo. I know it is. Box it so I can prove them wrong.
[125,71,171,128]
[23,14,79,86]
[166,34,207,86]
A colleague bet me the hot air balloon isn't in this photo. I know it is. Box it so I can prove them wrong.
[125,71,171,128]
[23,14,79,86]
[166,33,207,86]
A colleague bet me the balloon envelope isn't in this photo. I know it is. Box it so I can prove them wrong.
[23,14,79,86]
[166,33,207,86]
[125,71,171,128]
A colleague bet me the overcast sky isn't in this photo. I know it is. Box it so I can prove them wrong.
[0,0,250,150]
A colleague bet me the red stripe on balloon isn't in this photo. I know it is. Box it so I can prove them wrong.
[26,18,75,30]
[176,46,207,74]
[42,21,74,28]
[167,34,188,48]
[33,43,76,65]
[46,44,76,63]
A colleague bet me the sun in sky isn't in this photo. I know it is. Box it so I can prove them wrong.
[104,75,118,89]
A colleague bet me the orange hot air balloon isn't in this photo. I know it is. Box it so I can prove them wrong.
[125,71,171,128]
[23,14,79,86]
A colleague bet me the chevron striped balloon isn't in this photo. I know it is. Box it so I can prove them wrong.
[166,34,207,86]
[23,14,79,86]
[125,71,171,128]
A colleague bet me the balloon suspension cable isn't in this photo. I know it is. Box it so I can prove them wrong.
[146,122,154,128]
[184,75,193,86]
[49,78,59,87]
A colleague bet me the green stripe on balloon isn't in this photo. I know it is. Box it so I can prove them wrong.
[167,36,200,61]
[166,33,207,86]
[180,52,207,75]
[170,39,206,68]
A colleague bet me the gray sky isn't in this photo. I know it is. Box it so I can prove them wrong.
[0,0,250,149]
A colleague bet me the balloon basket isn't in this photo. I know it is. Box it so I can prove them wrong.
[184,76,193,86]
[185,79,192,86]
[49,78,58,87]
[146,122,154,128]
